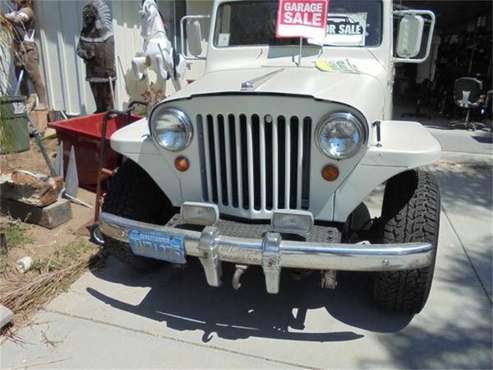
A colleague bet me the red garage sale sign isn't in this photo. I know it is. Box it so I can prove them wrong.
[276,0,329,39]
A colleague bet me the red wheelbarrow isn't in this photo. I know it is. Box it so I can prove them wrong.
[48,102,148,224]
[48,111,142,190]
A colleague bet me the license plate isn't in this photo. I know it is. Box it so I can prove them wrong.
[128,228,186,264]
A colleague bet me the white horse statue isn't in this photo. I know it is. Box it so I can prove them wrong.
[132,0,186,91]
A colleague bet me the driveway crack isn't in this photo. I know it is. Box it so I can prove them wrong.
[441,206,492,305]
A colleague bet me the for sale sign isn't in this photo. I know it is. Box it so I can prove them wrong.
[276,0,329,40]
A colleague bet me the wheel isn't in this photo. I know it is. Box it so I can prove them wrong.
[102,159,174,271]
[373,169,440,313]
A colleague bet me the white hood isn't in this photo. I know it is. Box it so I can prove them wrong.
[167,65,386,122]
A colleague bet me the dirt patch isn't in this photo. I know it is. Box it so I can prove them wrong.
[0,137,101,332]
[0,237,102,329]
[1,136,59,175]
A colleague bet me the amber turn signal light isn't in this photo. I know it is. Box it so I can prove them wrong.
[175,156,190,172]
[321,164,339,182]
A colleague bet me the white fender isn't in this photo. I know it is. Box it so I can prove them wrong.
[111,119,440,222]
[110,119,183,205]
[332,121,441,222]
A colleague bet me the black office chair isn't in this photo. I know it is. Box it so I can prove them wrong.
[450,77,485,131]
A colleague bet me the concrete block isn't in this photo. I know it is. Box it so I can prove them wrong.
[0,198,72,229]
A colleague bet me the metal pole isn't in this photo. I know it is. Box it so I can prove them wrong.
[26,114,57,177]
[298,37,303,67]
[13,69,24,96]
[108,77,116,109]
[94,112,110,222]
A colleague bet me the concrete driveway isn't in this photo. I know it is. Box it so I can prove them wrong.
[1,134,492,369]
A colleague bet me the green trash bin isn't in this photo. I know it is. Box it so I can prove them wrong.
[0,96,30,154]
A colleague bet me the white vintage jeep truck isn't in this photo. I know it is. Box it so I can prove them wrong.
[99,0,441,313]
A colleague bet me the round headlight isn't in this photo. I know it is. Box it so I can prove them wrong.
[316,112,366,160]
[150,107,193,152]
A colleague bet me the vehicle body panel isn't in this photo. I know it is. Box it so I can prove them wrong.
[110,0,440,223]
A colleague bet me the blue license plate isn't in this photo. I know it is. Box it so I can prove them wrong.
[128,228,186,264]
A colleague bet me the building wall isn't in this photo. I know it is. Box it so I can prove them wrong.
[0,0,19,95]
[34,0,143,114]
[6,0,213,114]
[0,25,15,96]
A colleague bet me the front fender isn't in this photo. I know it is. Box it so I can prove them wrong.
[110,118,183,205]
[333,121,441,222]
[112,120,440,223]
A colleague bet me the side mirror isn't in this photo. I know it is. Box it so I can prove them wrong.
[187,20,203,57]
[396,14,424,58]
[394,10,436,64]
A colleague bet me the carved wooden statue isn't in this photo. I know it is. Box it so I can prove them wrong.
[76,0,116,113]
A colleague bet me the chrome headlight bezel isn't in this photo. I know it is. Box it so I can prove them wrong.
[149,106,193,152]
[315,112,367,160]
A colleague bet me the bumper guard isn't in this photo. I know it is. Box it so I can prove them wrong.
[99,212,433,294]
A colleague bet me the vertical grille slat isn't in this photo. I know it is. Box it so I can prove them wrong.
[240,115,249,209]
[228,115,239,208]
[218,115,229,205]
[234,115,244,209]
[284,118,291,209]
[197,115,209,201]
[272,117,278,210]
[260,118,267,210]
[265,118,273,210]
[296,117,304,209]
[289,117,300,209]
[246,115,255,211]
[212,115,223,205]
[277,117,286,209]
[301,117,312,210]
[198,112,312,214]
[252,115,261,211]
[205,115,218,203]
[222,115,233,206]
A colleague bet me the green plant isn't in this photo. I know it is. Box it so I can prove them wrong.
[3,221,31,249]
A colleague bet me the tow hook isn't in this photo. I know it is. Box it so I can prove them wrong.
[321,270,338,289]
[232,264,248,290]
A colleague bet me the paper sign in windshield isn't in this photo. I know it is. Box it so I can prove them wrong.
[324,13,367,46]
[276,0,329,40]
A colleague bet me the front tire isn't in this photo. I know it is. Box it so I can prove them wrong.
[373,169,440,313]
[102,160,174,271]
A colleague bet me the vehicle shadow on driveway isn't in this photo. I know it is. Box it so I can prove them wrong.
[87,258,413,342]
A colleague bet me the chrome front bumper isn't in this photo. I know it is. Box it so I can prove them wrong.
[99,212,433,294]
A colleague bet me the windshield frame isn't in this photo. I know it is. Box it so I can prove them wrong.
[212,0,384,50]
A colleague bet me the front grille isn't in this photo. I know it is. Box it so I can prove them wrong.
[197,114,312,213]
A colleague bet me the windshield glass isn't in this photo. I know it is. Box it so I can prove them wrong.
[214,0,383,48]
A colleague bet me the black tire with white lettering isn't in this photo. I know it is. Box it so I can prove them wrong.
[373,169,440,313]
[102,160,174,271]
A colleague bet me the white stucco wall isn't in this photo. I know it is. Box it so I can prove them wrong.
[34,0,143,114]
[0,0,17,96]
[4,0,211,114]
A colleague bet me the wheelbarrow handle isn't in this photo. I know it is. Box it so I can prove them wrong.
[128,100,148,111]
[94,101,148,222]
[103,101,148,121]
